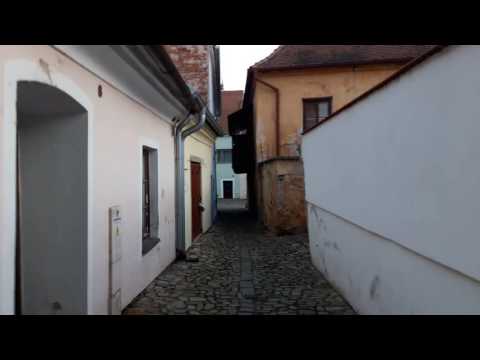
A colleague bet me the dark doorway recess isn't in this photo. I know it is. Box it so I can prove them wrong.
[16,81,88,315]
[223,180,233,199]
[191,161,203,241]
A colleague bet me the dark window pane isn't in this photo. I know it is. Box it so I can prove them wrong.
[303,98,332,130]
[142,148,150,239]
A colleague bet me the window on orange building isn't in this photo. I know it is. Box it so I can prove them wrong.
[303,97,332,131]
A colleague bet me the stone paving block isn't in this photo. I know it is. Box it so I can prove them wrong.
[240,280,252,288]
[123,210,356,316]
[241,287,255,299]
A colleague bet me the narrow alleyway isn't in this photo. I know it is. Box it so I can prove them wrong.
[124,201,356,315]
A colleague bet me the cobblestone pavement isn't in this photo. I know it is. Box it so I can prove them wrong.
[123,210,356,315]
[217,199,248,212]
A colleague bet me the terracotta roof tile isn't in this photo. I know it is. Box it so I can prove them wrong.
[253,45,436,71]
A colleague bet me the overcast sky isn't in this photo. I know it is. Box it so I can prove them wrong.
[220,45,279,91]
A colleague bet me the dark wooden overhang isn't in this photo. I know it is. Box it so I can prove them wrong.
[228,104,254,174]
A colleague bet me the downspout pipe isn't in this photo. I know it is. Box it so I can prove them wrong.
[256,78,280,157]
[174,111,191,258]
[175,103,207,259]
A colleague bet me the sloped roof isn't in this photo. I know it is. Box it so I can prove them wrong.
[302,45,447,135]
[253,45,437,71]
[219,90,243,134]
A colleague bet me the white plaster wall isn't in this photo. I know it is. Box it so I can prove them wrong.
[303,45,480,314]
[307,203,480,314]
[184,130,215,250]
[215,136,248,199]
[0,45,177,314]
[53,45,186,122]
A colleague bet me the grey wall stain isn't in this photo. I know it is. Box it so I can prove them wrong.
[309,203,320,223]
[310,205,327,234]
[318,251,329,279]
[39,59,53,84]
[322,258,330,279]
[348,274,353,288]
[324,241,341,253]
[370,276,381,300]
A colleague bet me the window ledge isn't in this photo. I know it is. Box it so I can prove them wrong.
[142,237,160,256]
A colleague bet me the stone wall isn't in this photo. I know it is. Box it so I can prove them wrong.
[258,158,307,235]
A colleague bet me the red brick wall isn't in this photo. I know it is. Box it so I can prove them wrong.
[164,45,210,104]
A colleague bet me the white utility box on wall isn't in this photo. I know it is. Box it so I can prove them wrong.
[109,206,122,315]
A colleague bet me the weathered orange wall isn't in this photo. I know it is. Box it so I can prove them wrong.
[259,159,306,234]
[254,83,277,162]
[253,63,405,234]
[254,63,403,161]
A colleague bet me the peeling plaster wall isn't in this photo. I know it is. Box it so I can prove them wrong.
[303,46,480,314]
[0,46,177,314]
[259,159,306,235]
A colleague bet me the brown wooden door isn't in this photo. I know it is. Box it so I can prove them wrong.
[190,161,202,241]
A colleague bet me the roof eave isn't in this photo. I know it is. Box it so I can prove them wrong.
[146,45,203,114]
[194,93,223,136]
[302,45,449,136]
[242,67,256,107]
[206,109,224,136]
[254,57,421,73]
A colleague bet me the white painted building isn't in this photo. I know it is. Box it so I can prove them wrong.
[215,90,247,201]
[216,136,247,200]
[163,45,223,250]
[0,45,211,315]
[302,45,480,315]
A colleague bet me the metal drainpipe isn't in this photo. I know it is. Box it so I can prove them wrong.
[256,78,280,157]
[174,112,191,258]
[175,107,207,258]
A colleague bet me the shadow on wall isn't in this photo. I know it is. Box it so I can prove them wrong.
[16,81,88,315]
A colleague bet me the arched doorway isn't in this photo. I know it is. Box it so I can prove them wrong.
[15,81,88,315]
